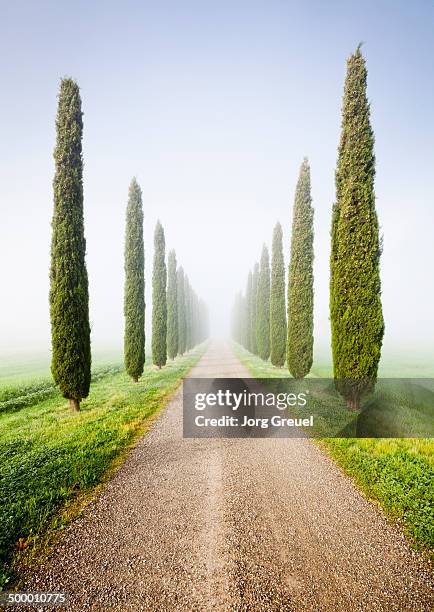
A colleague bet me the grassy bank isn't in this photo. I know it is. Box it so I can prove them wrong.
[0,346,205,588]
[233,343,434,556]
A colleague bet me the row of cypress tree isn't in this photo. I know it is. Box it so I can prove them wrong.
[124,202,209,380]
[232,46,384,410]
[231,157,314,379]
[50,79,208,410]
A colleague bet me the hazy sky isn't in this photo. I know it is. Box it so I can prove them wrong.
[1,0,434,361]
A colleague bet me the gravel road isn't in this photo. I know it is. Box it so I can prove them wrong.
[22,341,432,611]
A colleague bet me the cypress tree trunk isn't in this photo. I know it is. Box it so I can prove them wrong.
[152,221,167,368]
[330,46,384,410]
[270,222,287,367]
[124,178,145,382]
[167,250,178,359]
[251,262,259,355]
[256,245,271,360]
[245,271,253,352]
[287,159,314,378]
[50,78,91,411]
[177,266,187,355]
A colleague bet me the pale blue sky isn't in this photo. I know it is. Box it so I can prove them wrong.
[1,0,433,361]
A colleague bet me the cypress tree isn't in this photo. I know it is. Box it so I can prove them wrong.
[240,293,249,349]
[124,178,145,382]
[198,299,208,342]
[184,275,192,351]
[231,293,242,343]
[330,46,384,410]
[167,250,178,359]
[245,271,253,352]
[177,266,187,355]
[49,78,91,412]
[152,221,167,368]
[251,262,259,355]
[287,159,314,378]
[270,222,286,367]
[191,288,198,347]
[256,245,271,360]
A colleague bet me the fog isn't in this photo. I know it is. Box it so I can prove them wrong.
[1,1,434,363]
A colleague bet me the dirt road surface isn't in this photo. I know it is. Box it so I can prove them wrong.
[23,342,433,611]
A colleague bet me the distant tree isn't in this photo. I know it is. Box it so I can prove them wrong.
[184,275,192,351]
[193,291,200,347]
[270,222,286,367]
[240,293,249,349]
[49,78,91,411]
[287,159,314,378]
[330,46,384,410]
[166,250,178,359]
[256,245,271,360]
[152,221,167,368]
[190,288,197,347]
[251,262,259,355]
[245,271,253,352]
[231,292,243,344]
[177,266,187,355]
[124,178,145,382]
[198,298,209,342]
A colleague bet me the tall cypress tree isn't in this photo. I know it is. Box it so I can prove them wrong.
[287,159,314,378]
[330,46,384,410]
[50,78,91,412]
[256,245,271,360]
[251,262,259,355]
[270,222,286,367]
[124,178,145,382]
[245,271,253,352]
[167,250,178,359]
[152,221,167,368]
[177,266,187,355]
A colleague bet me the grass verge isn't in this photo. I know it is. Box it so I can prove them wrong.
[0,346,205,588]
[233,342,434,558]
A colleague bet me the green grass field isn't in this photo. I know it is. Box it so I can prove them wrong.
[0,346,205,588]
[233,343,434,557]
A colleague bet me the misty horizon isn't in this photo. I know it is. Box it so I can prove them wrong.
[1,1,434,363]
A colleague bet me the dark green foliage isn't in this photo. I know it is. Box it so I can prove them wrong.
[176,271,207,352]
[124,178,145,382]
[177,267,187,355]
[256,245,271,360]
[287,159,314,378]
[330,47,384,409]
[251,262,259,355]
[152,221,167,368]
[167,250,178,359]
[270,222,286,367]
[245,271,253,351]
[49,78,91,411]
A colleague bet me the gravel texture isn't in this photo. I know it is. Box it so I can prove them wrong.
[19,341,433,611]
